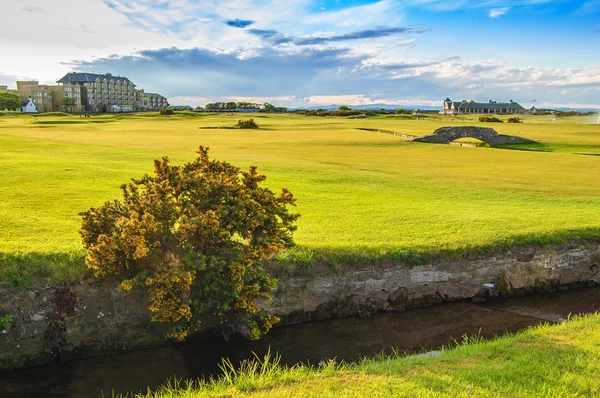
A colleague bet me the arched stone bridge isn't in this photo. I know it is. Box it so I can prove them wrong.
[412,126,536,147]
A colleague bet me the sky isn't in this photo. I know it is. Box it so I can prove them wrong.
[1,0,599,109]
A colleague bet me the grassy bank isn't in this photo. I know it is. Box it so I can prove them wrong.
[1,112,600,284]
[139,313,600,397]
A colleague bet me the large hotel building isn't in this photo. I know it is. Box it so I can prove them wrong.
[1,72,169,113]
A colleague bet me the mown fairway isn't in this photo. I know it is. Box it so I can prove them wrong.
[1,112,599,274]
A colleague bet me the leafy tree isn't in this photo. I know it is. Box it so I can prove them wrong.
[62,97,75,112]
[0,92,23,110]
[395,108,407,114]
[227,101,237,110]
[263,103,287,113]
[79,146,298,341]
[338,105,351,111]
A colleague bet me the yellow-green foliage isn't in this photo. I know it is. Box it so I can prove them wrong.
[136,313,600,397]
[79,147,297,340]
[0,113,600,283]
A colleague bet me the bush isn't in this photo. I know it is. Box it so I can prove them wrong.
[237,119,259,129]
[479,116,503,123]
[160,109,174,115]
[305,110,330,117]
[507,117,523,123]
[79,146,299,340]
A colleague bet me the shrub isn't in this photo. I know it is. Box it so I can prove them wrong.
[237,119,259,129]
[479,116,503,123]
[79,146,299,340]
[305,110,330,117]
[507,117,523,123]
[160,109,174,115]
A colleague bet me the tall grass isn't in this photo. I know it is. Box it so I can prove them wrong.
[132,313,600,397]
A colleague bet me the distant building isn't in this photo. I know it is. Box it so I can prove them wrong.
[441,98,525,115]
[21,97,37,113]
[0,72,168,113]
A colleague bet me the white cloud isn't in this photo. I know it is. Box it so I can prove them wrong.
[1,0,599,109]
[488,7,511,17]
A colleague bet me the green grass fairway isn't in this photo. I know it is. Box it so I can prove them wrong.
[1,112,599,282]
[140,313,600,397]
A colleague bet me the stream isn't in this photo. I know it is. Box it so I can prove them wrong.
[1,286,599,397]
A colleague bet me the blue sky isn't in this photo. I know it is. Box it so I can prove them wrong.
[1,0,599,108]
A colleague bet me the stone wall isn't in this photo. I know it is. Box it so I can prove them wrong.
[265,243,600,323]
[1,242,599,371]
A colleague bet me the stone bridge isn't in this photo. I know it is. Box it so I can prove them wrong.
[412,126,536,147]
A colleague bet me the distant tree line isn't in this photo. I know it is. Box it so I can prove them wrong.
[532,110,597,116]
[167,105,194,111]
[203,102,288,113]
[205,101,261,111]
[262,103,288,113]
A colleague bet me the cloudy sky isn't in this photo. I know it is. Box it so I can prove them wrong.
[1,0,599,108]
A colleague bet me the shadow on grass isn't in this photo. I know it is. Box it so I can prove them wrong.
[32,120,115,125]
[273,227,600,277]
[0,251,85,288]
[2,227,599,288]
[497,142,600,155]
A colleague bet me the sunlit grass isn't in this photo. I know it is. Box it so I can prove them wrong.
[135,313,600,397]
[1,112,599,284]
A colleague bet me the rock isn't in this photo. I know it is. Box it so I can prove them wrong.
[31,314,44,322]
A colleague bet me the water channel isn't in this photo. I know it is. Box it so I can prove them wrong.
[1,286,599,397]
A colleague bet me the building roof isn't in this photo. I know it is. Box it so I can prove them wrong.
[451,100,525,111]
[22,98,33,106]
[57,72,134,85]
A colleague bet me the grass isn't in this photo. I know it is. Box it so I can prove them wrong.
[0,112,599,285]
[133,313,600,397]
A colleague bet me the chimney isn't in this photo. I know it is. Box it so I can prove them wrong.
[462,99,467,103]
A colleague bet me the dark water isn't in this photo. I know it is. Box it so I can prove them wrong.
[1,287,599,398]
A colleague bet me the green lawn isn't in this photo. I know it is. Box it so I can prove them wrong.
[1,112,599,284]
[140,313,600,397]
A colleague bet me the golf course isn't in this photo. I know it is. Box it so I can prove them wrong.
[1,111,599,284]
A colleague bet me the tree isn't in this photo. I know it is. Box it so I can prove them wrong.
[395,108,407,114]
[263,103,287,113]
[62,97,75,112]
[79,146,299,341]
[0,92,23,111]
[338,105,351,111]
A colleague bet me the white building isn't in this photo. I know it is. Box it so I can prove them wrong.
[21,97,37,113]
